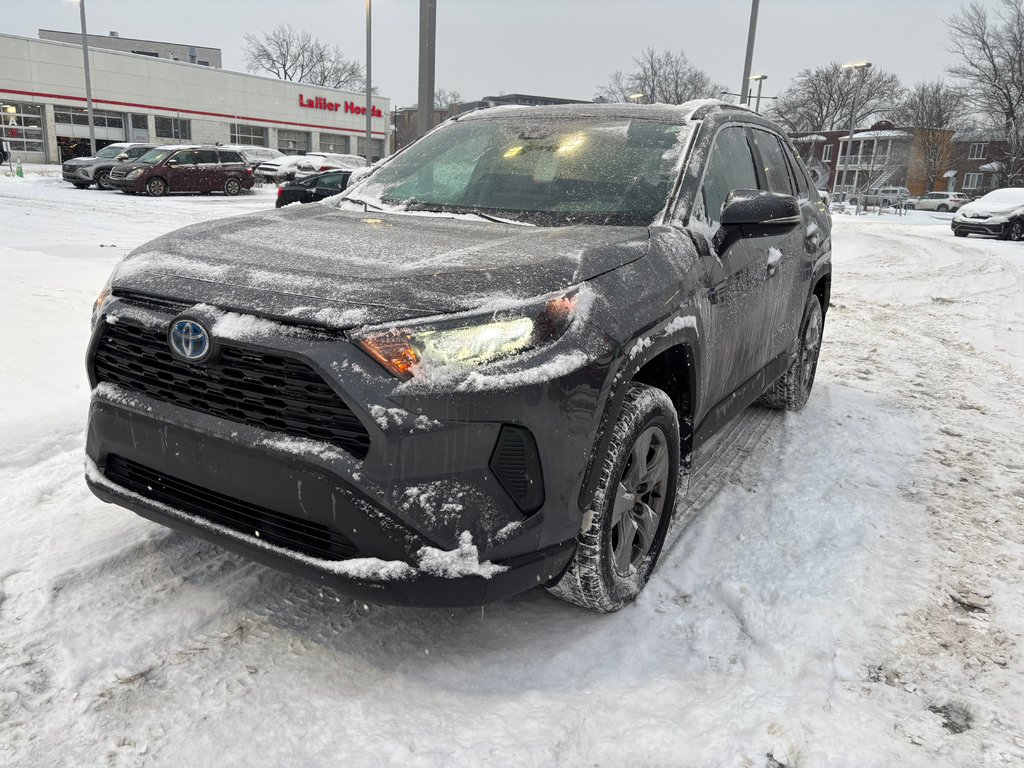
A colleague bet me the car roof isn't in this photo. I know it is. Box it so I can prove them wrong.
[455,99,755,125]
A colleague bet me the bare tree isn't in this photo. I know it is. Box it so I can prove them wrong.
[769,63,904,132]
[948,0,1024,185]
[889,80,967,192]
[600,49,724,104]
[243,25,365,90]
[434,89,462,110]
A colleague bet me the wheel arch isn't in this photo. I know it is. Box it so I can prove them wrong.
[577,324,700,512]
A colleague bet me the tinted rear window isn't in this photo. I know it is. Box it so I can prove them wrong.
[219,151,244,163]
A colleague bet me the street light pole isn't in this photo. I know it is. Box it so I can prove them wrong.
[739,0,760,105]
[78,0,96,155]
[839,61,872,204]
[749,74,767,113]
[364,0,373,164]
[417,0,437,139]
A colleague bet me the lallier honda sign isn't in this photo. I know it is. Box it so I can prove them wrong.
[299,94,383,119]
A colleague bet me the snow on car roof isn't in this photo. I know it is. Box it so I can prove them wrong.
[456,99,745,124]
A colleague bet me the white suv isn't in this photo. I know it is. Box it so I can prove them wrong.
[849,186,911,207]
[906,192,969,212]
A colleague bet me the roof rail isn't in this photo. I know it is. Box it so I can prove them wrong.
[689,101,755,121]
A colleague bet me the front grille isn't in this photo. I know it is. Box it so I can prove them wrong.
[94,321,371,459]
[110,170,126,180]
[63,163,74,173]
[105,455,358,561]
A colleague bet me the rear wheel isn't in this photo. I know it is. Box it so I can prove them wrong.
[937,204,949,212]
[95,170,112,190]
[759,296,823,411]
[548,383,679,613]
[146,177,168,197]
[223,177,242,196]
[1005,219,1024,241]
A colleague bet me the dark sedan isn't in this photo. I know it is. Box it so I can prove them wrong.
[275,169,352,208]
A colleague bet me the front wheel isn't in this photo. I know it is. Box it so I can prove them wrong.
[954,229,968,238]
[937,204,949,212]
[146,177,168,197]
[1004,219,1024,241]
[224,178,242,196]
[72,182,90,189]
[95,170,112,190]
[548,383,679,613]
[759,295,824,411]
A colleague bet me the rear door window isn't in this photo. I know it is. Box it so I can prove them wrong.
[219,151,244,164]
[751,130,795,196]
[196,150,220,164]
[316,174,347,191]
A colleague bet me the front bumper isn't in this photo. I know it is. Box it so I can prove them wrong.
[63,167,93,183]
[85,298,614,606]
[952,217,1006,236]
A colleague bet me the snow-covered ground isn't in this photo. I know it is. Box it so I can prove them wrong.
[1,173,1023,767]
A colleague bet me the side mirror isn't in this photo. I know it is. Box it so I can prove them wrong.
[720,189,801,231]
[116,153,129,160]
[166,159,179,166]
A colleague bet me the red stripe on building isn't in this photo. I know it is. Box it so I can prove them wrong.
[0,87,387,137]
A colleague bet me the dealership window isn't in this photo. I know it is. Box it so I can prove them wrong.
[278,129,309,154]
[155,117,191,141]
[822,144,833,162]
[353,136,385,162]
[968,143,988,160]
[0,102,45,154]
[230,123,266,146]
[963,172,983,189]
[54,105,124,130]
[319,133,351,153]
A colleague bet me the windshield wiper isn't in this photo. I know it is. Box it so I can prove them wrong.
[340,195,385,212]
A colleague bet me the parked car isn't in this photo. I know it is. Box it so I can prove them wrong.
[108,146,255,197]
[254,153,328,184]
[224,145,284,167]
[849,186,910,207]
[85,101,831,612]
[275,169,352,207]
[294,153,367,180]
[61,142,156,190]
[951,188,1024,239]
[905,191,969,212]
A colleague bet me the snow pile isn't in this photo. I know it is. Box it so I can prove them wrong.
[417,531,506,579]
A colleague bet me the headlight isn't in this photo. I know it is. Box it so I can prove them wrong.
[91,279,112,329]
[126,169,143,180]
[353,291,581,380]
[77,168,90,177]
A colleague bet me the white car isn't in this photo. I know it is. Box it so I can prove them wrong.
[293,153,367,180]
[951,188,1024,240]
[907,191,969,212]
[848,186,911,207]
[253,154,323,184]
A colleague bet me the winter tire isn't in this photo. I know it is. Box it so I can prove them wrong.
[548,382,679,613]
[937,204,949,212]
[72,183,90,190]
[1005,219,1024,241]
[758,295,824,411]
[224,178,242,196]
[146,177,168,197]
[95,170,112,190]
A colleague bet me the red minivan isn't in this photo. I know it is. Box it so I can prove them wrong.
[108,145,255,197]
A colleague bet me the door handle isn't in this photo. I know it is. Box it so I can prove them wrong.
[766,249,782,277]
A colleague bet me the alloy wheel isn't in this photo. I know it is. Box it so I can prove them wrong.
[225,178,242,196]
[96,171,111,190]
[147,178,167,197]
[1010,220,1024,241]
[610,426,670,576]
[801,302,823,391]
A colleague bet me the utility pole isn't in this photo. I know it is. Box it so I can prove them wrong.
[839,62,872,204]
[78,0,96,155]
[364,0,373,164]
[417,0,437,139]
[739,0,760,105]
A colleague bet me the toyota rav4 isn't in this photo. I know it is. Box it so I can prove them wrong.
[85,101,832,612]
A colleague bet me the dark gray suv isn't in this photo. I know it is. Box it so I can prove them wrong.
[62,142,156,190]
[85,101,831,612]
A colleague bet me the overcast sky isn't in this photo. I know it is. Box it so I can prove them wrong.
[5,0,973,107]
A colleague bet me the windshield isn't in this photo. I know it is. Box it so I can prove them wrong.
[978,188,1024,205]
[136,148,174,165]
[350,115,688,226]
[95,146,125,159]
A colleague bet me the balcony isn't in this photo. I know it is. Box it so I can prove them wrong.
[836,154,895,169]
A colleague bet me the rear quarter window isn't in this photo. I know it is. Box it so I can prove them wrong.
[219,151,244,164]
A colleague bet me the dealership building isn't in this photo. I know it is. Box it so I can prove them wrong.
[0,32,389,164]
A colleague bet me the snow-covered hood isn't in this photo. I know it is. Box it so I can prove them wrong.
[62,156,96,168]
[955,199,1024,219]
[111,205,651,328]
